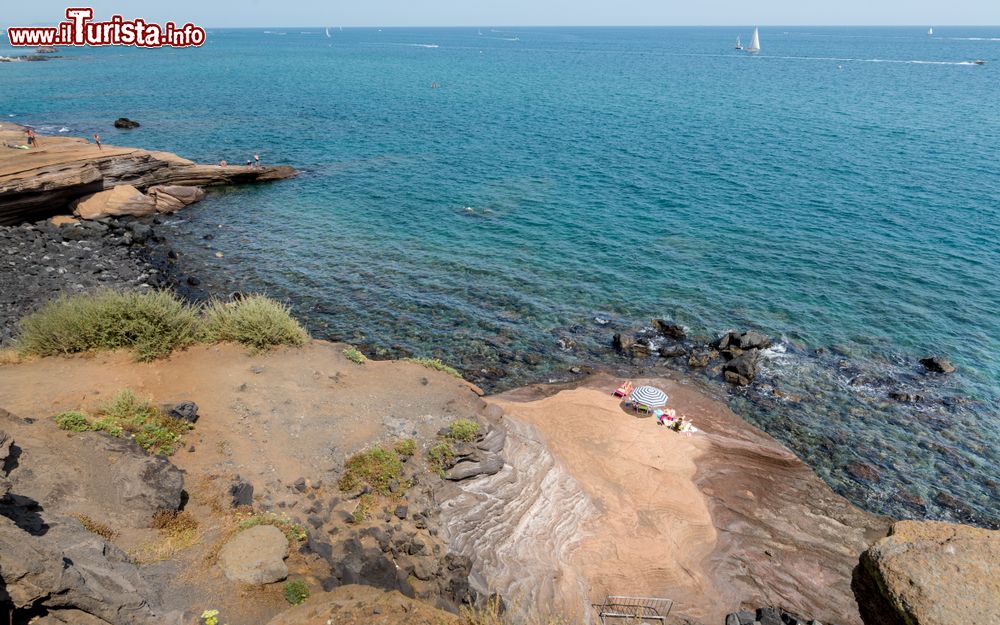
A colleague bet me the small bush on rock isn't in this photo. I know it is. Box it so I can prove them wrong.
[447,418,480,442]
[235,511,307,543]
[202,295,308,352]
[427,440,456,476]
[55,410,91,432]
[96,389,192,455]
[338,445,407,495]
[18,290,200,361]
[283,579,310,605]
[403,357,463,379]
[342,346,367,364]
[394,438,417,457]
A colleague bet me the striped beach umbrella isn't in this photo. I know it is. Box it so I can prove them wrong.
[629,385,668,408]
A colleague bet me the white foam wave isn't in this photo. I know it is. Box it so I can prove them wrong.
[763,54,982,66]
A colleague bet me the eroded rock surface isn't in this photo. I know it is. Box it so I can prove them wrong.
[853,521,1000,625]
[0,122,295,224]
[0,408,184,528]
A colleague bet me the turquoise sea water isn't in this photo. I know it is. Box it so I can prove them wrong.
[2,27,998,525]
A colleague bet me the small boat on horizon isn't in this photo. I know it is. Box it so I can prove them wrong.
[325,27,331,38]
[973,59,986,65]
[735,35,743,50]
[928,27,934,36]
[747,27,760,54]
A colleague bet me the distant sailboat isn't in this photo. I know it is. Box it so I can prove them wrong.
[325,27,331,38]
[478,28,483,36]
[928,27,934,36]
[747,27,760,53]
[735,35,743,50]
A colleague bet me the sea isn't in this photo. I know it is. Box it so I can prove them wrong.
[2,26,998,527]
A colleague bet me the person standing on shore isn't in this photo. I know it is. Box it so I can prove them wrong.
[25,128,38,148]
[93,133,102,150]
[254,153,261,168]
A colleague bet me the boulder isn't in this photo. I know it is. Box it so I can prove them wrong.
[162,400,199,423]
[0,408,184,528]
[724,350,760,386]
[919,357,956,374]
[717,330,772,351]
[0,514,165,624]
[852,521,1000,625]
[113,117,140,129]
[49,215,80,226]
[72,184,156,220]
[651,319,686,339]
[218,524,289,584]
[148,184,206,214]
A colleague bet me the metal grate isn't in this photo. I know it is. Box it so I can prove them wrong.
[594,595,674,624]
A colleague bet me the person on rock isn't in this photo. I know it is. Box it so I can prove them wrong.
[93,133,102,150]
[25,127,39,148]
[254,153,261,168]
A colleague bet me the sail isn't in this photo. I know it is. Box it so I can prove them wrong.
[928,27,934,36]
[325,27,331,38]
[748,27,760,53]
[736,36,742,48]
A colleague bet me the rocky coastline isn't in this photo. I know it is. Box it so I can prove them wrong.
[0,122,295,225]
[1,128,997,625]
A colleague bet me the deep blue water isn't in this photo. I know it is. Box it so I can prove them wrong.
[2,27,998,525]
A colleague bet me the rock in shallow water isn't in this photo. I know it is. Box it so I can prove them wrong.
[919,356,956,374]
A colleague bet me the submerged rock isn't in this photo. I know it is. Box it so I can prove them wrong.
[919,356,956,374]
[651,319,686,339]
[852,521,1000,625]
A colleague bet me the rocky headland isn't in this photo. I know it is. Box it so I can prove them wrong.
[0,122,295,225]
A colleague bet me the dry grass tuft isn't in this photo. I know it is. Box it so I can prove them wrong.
[131,509,200,563]
[74,514,117,541]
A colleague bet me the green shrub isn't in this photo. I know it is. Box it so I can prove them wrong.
[283,580,310,605]
[447,419,480,442]
[394,438,416,457]
[342,347,367,364]
[338,445,406,495]
[427,441,455,475]
[55,411,91,432]
[235,511,307,543]
[201,295,308,352]
[95,389,191,455]
[403,357,463,379]
[18,290,200,361]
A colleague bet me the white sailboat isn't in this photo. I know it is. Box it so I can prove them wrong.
[735,35,743,50]
[928,27,934,36]
[325,27,331,38]
[747,27,760,53]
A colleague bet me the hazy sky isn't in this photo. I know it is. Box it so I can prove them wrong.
[5,0,999,28]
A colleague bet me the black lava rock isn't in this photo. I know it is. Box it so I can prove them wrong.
[229,477,254,507]
[166,401,199,423]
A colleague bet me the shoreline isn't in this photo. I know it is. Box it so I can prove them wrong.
[1,126,996,533]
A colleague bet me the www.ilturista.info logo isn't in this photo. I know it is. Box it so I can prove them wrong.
[6,7,206,47]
